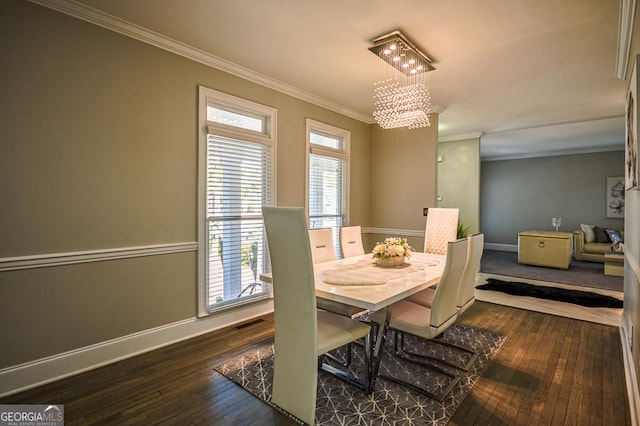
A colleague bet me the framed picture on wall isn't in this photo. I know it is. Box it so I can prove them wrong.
[606,176,625,218]
[625,54,639,190]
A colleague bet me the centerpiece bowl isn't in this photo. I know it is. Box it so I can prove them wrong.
[372,237,413,268]
[374,255,406,267]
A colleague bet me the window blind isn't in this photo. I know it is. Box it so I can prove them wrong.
[308,151,346,256]
[205,134,272,310]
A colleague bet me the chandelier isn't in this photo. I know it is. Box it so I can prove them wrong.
[369,30,435,129]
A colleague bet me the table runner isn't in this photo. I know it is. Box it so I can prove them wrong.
[319,258,439,286]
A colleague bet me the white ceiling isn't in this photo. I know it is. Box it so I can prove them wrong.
[60,0,628,160]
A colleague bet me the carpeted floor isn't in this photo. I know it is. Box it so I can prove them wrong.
[480,249,623,292]
[215,324,506,426]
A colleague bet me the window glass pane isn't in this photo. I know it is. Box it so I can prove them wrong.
[207,106,263,132]
[310,131,341,149]
[205,134,271,311]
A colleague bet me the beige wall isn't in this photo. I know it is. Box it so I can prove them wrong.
[369,117,438,229]
[367,116,438,251]
[437,138,481,234]
[0,1,372,370]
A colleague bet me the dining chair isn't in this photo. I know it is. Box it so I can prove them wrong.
[423,207,459,255]
[370,238,469,400]
[308,228,337,264]
[340,225,365,258]
[456,233,484,315]
[407,232,484,315]
[309,227,367,321]
[262,206,371,425]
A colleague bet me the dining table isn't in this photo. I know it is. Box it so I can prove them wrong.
[260,251,446,392]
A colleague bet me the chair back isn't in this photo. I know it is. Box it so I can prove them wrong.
[423,208,459,255]
[262,207,318,425]
[340,226,365,258]
[457,233,484,314]
[429,238,468,328]
[309,228,337,263]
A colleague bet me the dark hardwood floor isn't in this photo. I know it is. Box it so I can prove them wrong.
[0,302,630,425]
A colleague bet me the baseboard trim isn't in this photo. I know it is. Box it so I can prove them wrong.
[484,243,518,252]
[0,299,274,398]
[621,324,640,425]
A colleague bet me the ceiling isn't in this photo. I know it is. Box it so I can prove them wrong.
[56,0,629,159]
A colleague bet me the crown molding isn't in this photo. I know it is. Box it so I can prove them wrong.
[616,0,637,80]
[480,145,624,162]
[28,0,374,124]
[438,132,483,142]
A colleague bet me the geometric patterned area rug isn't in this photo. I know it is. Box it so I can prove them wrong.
[214,324,506,425]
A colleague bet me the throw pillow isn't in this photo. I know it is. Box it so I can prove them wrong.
[606,229,624,245]
[580,224,596,243]
[594,226,611,243]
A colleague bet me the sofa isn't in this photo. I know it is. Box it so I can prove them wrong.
[573,226,624,263]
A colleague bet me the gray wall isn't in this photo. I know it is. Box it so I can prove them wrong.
[480,151,625,246]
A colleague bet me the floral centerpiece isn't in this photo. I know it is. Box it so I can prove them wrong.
[372,237,413,267]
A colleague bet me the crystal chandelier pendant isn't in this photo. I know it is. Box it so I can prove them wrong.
[369,31,434,129]
[373,78,431,129]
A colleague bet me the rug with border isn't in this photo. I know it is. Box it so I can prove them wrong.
[214,324,506,425]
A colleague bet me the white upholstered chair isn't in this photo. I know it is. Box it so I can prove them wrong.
[262,207,371,425]
[309,227,366,320]
[423,208,459,255]
[456,233,484,315]
[308,228,337,264]
[340,225,365,258]
[370,238,469,399]
[408,232,484,315]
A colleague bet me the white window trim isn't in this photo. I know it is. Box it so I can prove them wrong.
[197,86,277,317]
[305,118,351,226]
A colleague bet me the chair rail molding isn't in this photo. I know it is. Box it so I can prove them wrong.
[363,227,424,238]
[0,242,198,272]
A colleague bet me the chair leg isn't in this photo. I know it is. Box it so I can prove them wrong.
[378,371,459,402]
[396,330,478,372]
[393,332,458,377]
[319,335,371,392]
[375,331,461,402]
[324,343,352,367]
[430,335,479,371]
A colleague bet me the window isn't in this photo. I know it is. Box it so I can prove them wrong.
[306,119,350,257]
[198,87,276,315]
